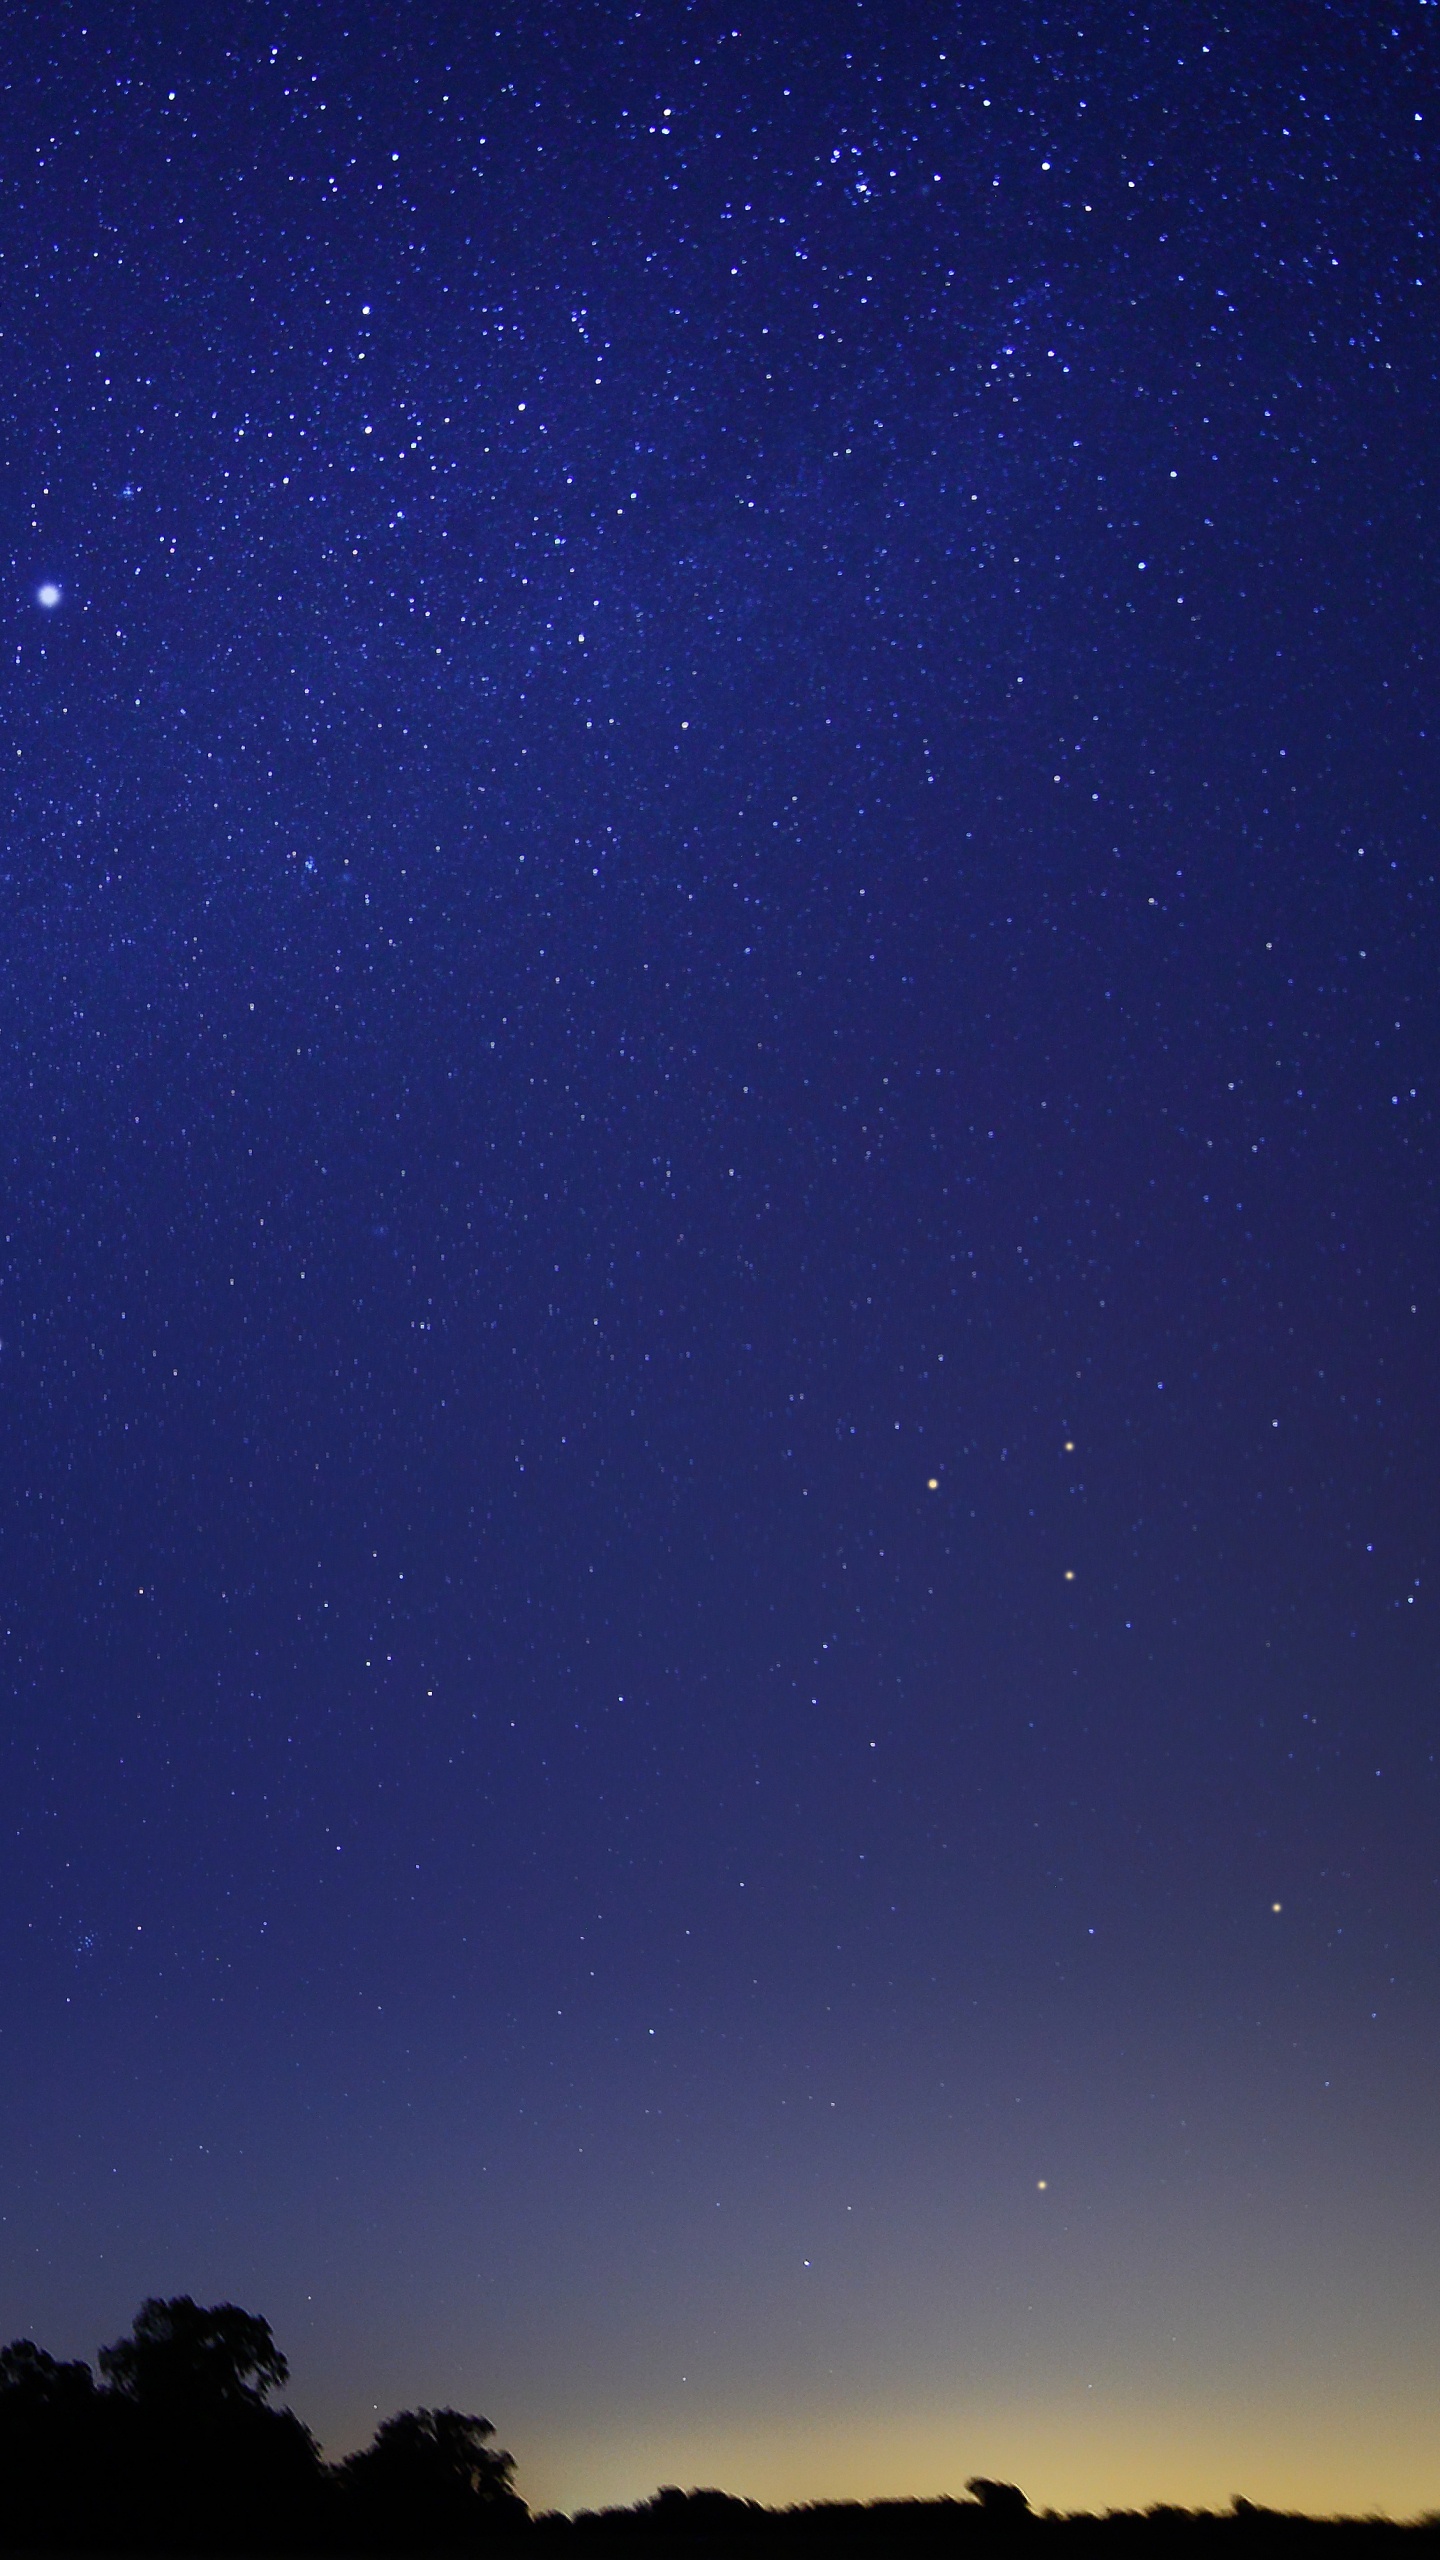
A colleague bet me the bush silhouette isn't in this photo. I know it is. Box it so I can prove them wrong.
[968,2483,1033,2526]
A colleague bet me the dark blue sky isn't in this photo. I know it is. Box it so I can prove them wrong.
[1,0,1436,2516]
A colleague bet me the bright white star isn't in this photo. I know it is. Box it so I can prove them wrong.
[37,583,61,609]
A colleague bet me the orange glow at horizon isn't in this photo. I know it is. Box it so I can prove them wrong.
[522,2392,1440,2525]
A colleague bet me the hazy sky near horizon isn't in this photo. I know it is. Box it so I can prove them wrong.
[1,0,1437,2520]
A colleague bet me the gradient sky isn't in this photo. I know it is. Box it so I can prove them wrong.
[1,0,1437,2522]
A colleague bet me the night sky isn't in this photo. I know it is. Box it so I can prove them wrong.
[2,0,1437,2521]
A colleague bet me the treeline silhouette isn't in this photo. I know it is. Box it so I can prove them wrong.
[0,2299,518,2553]
[2,2299,1437,2556]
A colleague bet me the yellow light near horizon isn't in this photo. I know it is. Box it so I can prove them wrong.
[528,2388,1440,2523]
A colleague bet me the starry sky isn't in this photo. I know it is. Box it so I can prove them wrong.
[2,0,1437,2522]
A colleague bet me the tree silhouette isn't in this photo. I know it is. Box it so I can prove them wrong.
[0,2340,110,2549]
[94,2297,319,2553]
[98,2297,290,2416]
[0,2341,96,2412]
[341,2406,525,2549]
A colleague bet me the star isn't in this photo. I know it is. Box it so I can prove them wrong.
[36,582,61,608]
